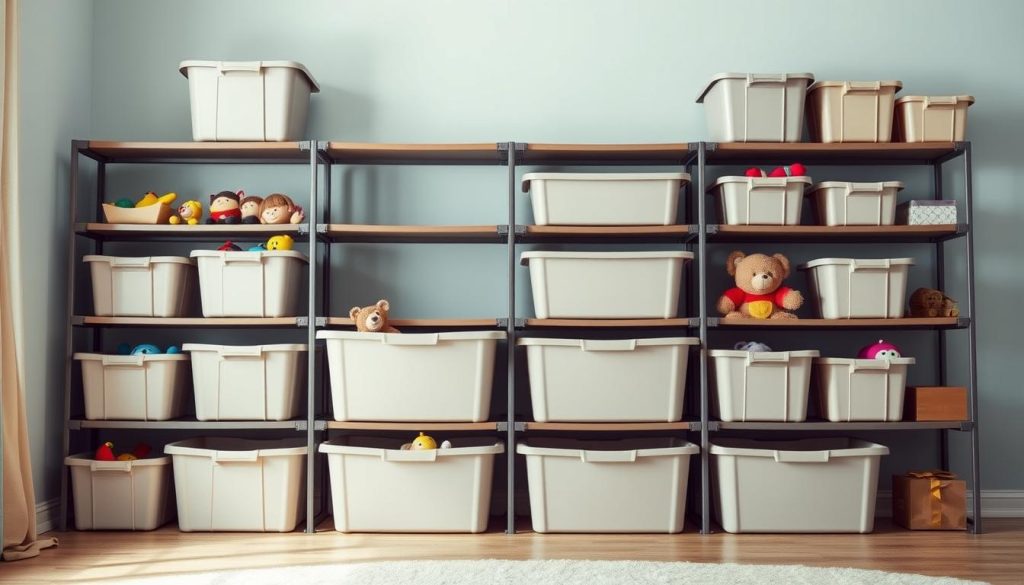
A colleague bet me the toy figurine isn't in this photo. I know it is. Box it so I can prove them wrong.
[266,234,294,251]
[259,193,305,225]
[399,433,452,451]
[94,442,116,461]
[95,441,151,461]
[206,190,243,224]
[858,339,902,359]
[734,341,773,352]
[218,241,242,251]
[239,193,263,225]
[169,200,203,225]
[135,192,177,208]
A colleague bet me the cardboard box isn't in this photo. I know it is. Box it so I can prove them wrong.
[896,200,957,225]
[892,471,966,530]
[904,386,968,421]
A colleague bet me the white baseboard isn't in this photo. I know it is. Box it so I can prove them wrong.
[876,489,1024,519]
[36,497,60,534]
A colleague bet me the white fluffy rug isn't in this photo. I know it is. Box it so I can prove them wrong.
[110,559,989,585]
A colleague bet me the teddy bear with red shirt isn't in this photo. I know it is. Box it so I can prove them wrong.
[717,250,804,320]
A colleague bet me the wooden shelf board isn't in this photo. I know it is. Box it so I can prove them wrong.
[710,317,965,329]
[709,224,964,242]
[523,422,695,431]
[323,224,504,243]
[521,143,694,165]
[78,223,304,241]
[82,141,309,163]
[75,316,304,327]
[324,421,499,431]
[69,418,306,430]
[715,421,971,431]
[324,317,501,328]
[523,318,695,328]
[324,142,504,164]
[521,225,696,242]
[706,142,961,164]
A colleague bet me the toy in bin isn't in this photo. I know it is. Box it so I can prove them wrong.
[266,234,294,251]
[717,251,803,320]
[218,241,242,251]
[116,343,181,355]
[206,190,243,224]
[400,433,452,451]
[744,163,807,178]
[858,339,902,359]
[350,299,401,333]
[94,441,152,461]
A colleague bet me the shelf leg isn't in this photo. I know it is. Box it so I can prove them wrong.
[697,143,711,535]
[963,143,982,534]
[506,142,517,535]
[306,142,319,534]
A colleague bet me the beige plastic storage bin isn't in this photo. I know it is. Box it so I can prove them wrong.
[191,250,307,318]
[183,343,307,421]
[164,437,305,532]
[518,438,698,533]
[318,331,503,422]
[809,181,904,226]
[519,337,699,422]
[799,257,914,319]
[806,81,903,143]
[711,438,889,533]
[894,96,974,142]
[179,60,320,141]
[320,437,503,533]
[696,73,815,142]
[65,454,173,530]
[815,357,915,421]
[74,353,189,421]
[84,255,195,317]
[521,251,692,319]
[709,349,819,422]
[710,176,811,225]
[521,172,688,226]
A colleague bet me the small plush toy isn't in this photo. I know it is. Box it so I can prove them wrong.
[94,442,116,461]
[400,433,452,451]
[266,234,294,251]
[169,200,202,225]
[248,243,267,252]
[125,343,180,355]
[858,339,902,359]
[114,198,134,208]
[349,299,400,333]
[909,288,959,318]
[135,192,177,208]
[259,193,305,225]
[734,341,773,352]
[95,441,152,461]
[239,193,263,225]
[744,163,807,178]
[218,241,242,251]
[206,190,242,224]
[717,251,803,320]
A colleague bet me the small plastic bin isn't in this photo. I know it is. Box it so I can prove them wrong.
[183,343,307,421]
[799,257,914,319]
[519,337,699,422]
[815,357,915,422]
[710,437,889,533]
[164,437,306,532]
[84,255,195,317]
[809,181,904,226]
[190,250,307,317]
[319,437,503,533]
[710,176,811,225]
[708,349,819,422]
[179,60,320,141]
[517,438,698,533]
[897,200,957,225]
[521,251,692,319]
[894,96,974,142]
[317,331,504,422]
[696,73,815,142]
[521,172,688,226]
[65,453,173,530]
[806,81,903,143]
[74,353,189,421]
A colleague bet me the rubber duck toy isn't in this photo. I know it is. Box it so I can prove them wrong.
[169,200,203,225]
[858,339,902,360]
[136,191,177,208]
[266,234,294,251]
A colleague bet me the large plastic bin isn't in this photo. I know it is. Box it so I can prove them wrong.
[710,438,889,533]
[710,176,811,225]
[799,257,914,319]
[74,353,189,421]
[696,73,814,142]
[179,60,320,141]
[709,349,819,422]
[519,337,699,422]
[317,331,504,422]
[320,437,503,533]
[164,437,306,532]
[182,343,307,421]
[84,255,195,317]
[521,173,688,226]
[809,181,904,226]
[65,454,173,530]
[894,95,974,142]
[806,81,903,143]
[815,357,915,421]
[190,250,307,317]
[521,251,692,319]
[518,438,698,533]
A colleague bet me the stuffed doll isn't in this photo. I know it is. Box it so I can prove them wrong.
[239,193,263,225]
[259,193,305,225]
[717,251,803,320]
[349,299,400,333]
[206,190,242,224]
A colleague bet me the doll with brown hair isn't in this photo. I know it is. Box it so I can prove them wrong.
[239,192,263,224]
[259,193,305,225]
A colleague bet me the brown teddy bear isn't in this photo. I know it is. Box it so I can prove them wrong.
[717,251,803,320]
[349,299,400,333]
[909,287,959,318]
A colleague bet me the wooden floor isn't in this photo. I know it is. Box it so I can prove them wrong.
[1,519,1021,584]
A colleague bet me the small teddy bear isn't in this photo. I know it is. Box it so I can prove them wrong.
[349,299,400,333]
[717,251,803,320]
[206,190,242,224]
[239,193,263,225]
[908,287,959,318]
[259,193,305,225]
[169,200,202,225]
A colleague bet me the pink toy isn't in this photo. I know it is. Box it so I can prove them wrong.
[743,163,807,178]
[858,339,902,359]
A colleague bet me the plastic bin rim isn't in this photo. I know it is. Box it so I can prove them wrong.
[164,437,307,458]
[178,60,320,92]
[190,250,309,262]
[895,95,975,105]
[517,336,699,347]
[814,356,916,365]
[708,349,819,358]
[316,330,506,341]
[319,441,504,457]
[709,438,890,458]
[808,80,903,92]
[899,200,957,207]
[807,181,905,191]
[83,255,193,265]
[516,441,699,458]
[708,175,812,192]
[695,72,814,103]
[798,257,915,270]
[520,250,694,264]
[181,343,308,352]
[65,453,171,467]
[522,172,690,192]
[73,352,189,361]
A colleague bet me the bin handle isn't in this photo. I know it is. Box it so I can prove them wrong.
[844,183,885,195]
[383,449,438,462]
[217,346,264,358]
[221,252,264,263]
[212,450,259,463]
[848,359,892,372]
[109,257,151,268]
[100,355,145,367]
[848,259,891,271]
[747,177,789,189]
[581,450,637,463]
[843,81,882,93]
[89,461,134,472]
[924,96,958,108]
[773,450,830,463]
[217,61,263,74]
[580,339,637,352]
[746,73,787,85]
[745,351,790,365]
[381,334,439,346]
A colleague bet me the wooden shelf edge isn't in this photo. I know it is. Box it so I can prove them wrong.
[523,318,694,328]
[323,317,500,327]
[80,223,302,234]
[710,224,960,236]
[76,316,303,326]
[523,422,694,431]
[82,141,309,161]
[711,317,962,328]
[324,421,499,431]
[523,225,694,236]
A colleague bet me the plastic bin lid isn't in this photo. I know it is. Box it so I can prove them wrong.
[807,181,905,192]
[520,250,694,265]
[708,175,812,192]
[709,437,889,457]
[521,172,689,192]
[517,337,699,348]
[814,356,916,366]
[73,352,189,362]
[189,249,309,262]
[83,255,193,265]
[899,199,956,207]
[165,437,307,458]
[808,80,902,92]
[798,257,914,270]
[696,72,814,103]
[316,330,506,341]
[708,349,819,358]
[517,437,699,458]
[65,453,171,467]
[178,60,320,92]
[181,343,308,353]
[895,95,974,105]
[319,439,504,458]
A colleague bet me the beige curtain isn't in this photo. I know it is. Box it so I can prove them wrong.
[1,0,56,562]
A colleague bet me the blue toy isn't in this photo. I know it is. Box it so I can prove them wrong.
[247,243,267,252]
[130,344,162,356]
[166,346,181,354]
[123,343,181,355]
[116,342,132,355]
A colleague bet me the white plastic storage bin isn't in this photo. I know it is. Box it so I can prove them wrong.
[74,353,189,421]
[711,438,889,533]
[806,81,903,143]
[519,337,699,422]
[521,251,692,319]
[815,357,915,421]
[65,454,173,530]
[696,73,814,142]
[164,437,305,532]
[521,173,689,226]
[517,438,698,533]
[710,176,811,225]
[179,60,320,141]
[84,255,195,317]
[183,343,307,421]
[320,437,503,533]
[894,96,974,142]
[190,250,307,317]
[799,257,914,319]
[317,331,504,422]
[708,349,819,422]
[809,181,904,226]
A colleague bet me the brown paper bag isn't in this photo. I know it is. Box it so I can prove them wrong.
[892,471,967,530]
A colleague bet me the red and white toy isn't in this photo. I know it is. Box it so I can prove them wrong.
[744,163,807,178]
[858,339,902,359]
